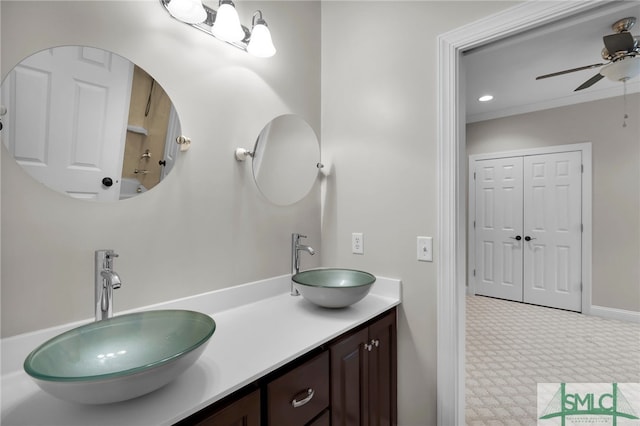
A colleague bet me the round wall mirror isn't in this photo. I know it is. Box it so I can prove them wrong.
[0,46,182,202]
[252,115,320,206]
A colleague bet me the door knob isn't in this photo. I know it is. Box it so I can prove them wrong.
[101,177,113,187]
[509,235,522,241]
[524,236,536,241]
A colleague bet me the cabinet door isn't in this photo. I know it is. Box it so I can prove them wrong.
[330,328,369,426]
[194,389,261,426]
[368,311,397,426]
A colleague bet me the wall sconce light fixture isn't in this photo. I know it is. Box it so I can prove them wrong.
[160,0,276,58]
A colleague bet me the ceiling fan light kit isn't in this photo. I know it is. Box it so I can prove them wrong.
[600,56,640,82]
[536,16,640,91]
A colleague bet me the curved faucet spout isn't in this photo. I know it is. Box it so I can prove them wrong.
[99,271,122,316]
[299,245,315,256]
[101,270,122,288]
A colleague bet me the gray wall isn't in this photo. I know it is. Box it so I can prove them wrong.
[320,2,515,424]
[1,0,322,336]
[467,94,640,312]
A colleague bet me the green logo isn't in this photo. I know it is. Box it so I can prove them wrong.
[538,383,639,425]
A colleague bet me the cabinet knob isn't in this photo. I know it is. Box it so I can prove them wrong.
[291,388,315,408]
[371,339,380,348]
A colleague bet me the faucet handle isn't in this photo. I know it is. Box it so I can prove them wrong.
[293,233,307,243]
[106,251,119,259]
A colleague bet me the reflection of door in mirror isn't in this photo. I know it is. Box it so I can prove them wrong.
[161,105,180,180]
[1,46,133,201]
[122,66,175,192]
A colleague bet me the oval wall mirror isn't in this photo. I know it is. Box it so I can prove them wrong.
[252,115,320,206]
[0,46,182,202]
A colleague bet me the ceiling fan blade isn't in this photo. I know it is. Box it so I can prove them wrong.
[535,63,606,80]
[603,32,636,54]
[574,73,605,91]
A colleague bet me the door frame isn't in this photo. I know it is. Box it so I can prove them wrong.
[435,2,605,424]
[467,143,593,312]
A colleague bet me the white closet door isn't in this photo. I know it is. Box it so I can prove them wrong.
[474,157,524,302]
[523,151,582,311]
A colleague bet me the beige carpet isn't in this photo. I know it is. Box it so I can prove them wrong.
[465,295,640,426]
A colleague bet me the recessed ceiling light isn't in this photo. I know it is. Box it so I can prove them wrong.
[478,95,494,102]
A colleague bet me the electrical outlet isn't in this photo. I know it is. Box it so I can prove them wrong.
[352,233,364,254]
[417,236,433,262]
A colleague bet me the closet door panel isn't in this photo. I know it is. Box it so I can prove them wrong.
[474,157,524,302]
[523,151,582,312]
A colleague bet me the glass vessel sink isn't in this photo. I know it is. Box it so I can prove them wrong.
[23,309,215,404]
[292,268,376,308]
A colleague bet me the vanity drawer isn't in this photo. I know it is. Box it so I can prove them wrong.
[267,351,329,426]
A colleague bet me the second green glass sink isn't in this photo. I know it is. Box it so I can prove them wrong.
[292,268,376,308]
[23,309,215,404]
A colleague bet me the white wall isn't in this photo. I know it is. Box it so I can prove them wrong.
[467,94,640,312]
[1,0,322,337]
[320,2,516,424]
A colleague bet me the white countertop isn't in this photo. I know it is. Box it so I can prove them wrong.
[1,275,401,426]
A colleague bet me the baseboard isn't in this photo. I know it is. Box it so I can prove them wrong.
[589,305,640,323]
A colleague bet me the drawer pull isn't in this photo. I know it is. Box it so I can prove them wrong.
[291,388,315,408]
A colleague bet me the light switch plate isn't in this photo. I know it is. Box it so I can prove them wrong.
[417,236,432,262]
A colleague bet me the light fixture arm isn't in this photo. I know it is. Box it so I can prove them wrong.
[252,10,266,27]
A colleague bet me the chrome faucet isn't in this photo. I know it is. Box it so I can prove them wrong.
[291,233,315,296]
[95,249,122,321]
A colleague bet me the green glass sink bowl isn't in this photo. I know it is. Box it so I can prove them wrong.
[23,309,215,404]
[292,268,376,308]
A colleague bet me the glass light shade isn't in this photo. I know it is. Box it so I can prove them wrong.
[247,24,276,58]
[601,57,640,82]
[211,3,245,43]
[167,0,206,24]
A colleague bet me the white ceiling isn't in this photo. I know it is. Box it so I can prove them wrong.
[464,1,640,123]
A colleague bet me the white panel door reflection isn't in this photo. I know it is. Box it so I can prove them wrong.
[2,46,132,201]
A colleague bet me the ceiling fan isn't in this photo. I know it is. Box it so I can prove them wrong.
[536,17,640,91]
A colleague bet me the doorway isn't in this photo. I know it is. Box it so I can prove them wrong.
[468,144,591,312]
[435,3,604,425]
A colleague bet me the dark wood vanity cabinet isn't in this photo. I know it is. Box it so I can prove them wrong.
[178,308,396,426]
[330,309,397,426]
